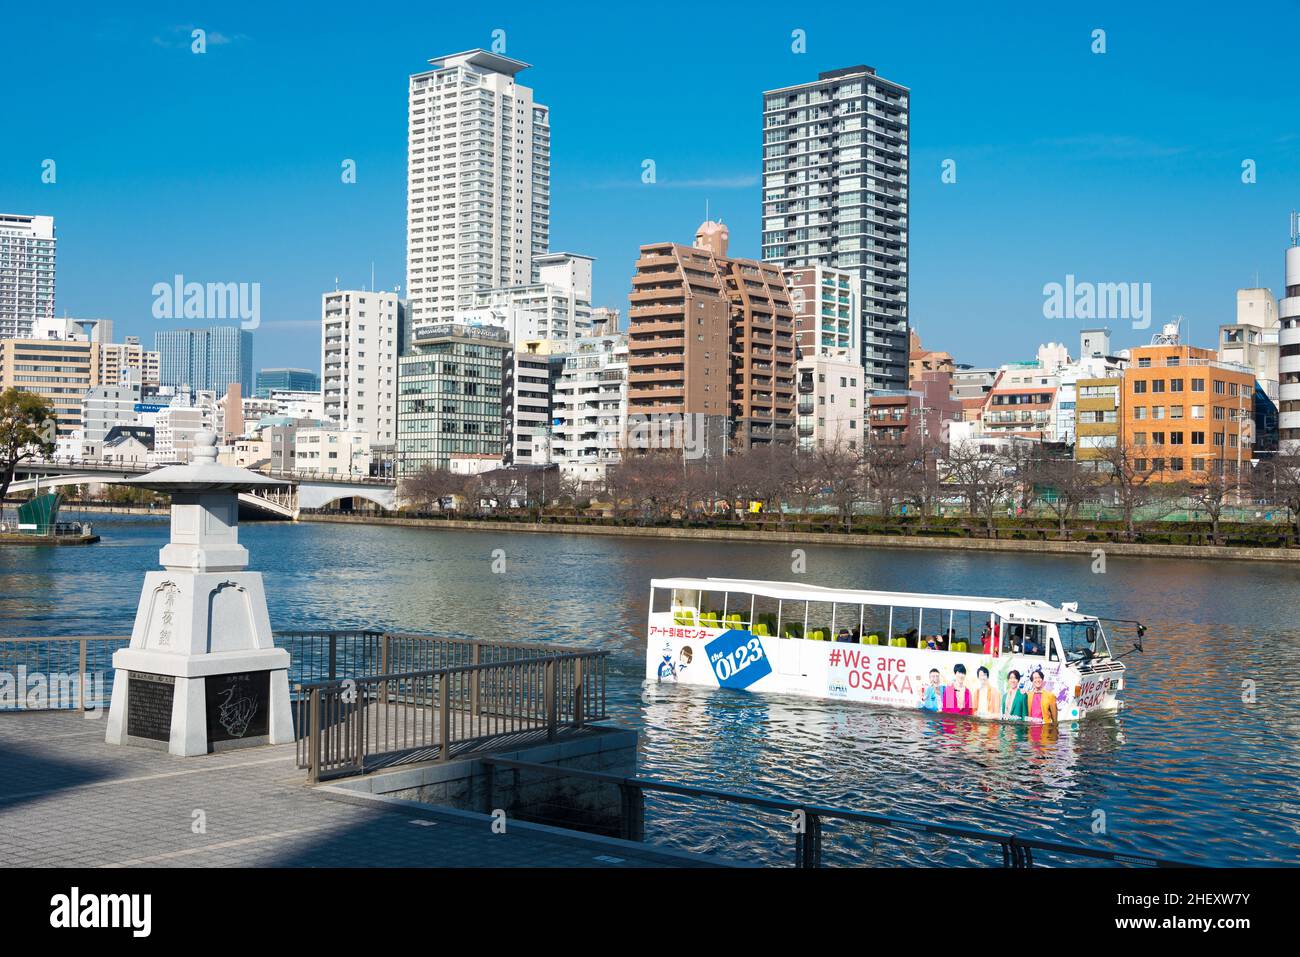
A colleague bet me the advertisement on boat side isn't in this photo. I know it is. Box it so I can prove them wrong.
[648,621,1102,722]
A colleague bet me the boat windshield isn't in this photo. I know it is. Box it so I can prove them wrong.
[1058,620,1110,662]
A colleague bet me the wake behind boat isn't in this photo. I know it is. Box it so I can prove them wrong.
[644,578,1134,723]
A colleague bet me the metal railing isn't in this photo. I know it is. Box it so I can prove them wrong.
[296,645,608,782]
[0,635,129,710]
[480,758,1201,869]
[0,630,604,717]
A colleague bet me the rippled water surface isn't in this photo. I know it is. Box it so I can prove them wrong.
[4,514,1298,866]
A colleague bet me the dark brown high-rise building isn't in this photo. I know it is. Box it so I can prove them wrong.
[626,221,796,451]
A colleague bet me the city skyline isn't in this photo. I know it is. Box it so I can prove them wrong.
[4,2,1299,375]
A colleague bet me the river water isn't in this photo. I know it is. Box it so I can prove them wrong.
[3,514,1298,866]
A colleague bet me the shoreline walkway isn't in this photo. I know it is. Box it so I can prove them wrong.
[0,710,722,868]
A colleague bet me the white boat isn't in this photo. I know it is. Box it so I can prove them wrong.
[644,578,1131,722]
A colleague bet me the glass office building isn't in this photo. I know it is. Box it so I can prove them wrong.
[256,367,320,397]
[397,323,509,475]
[155,326,253,394]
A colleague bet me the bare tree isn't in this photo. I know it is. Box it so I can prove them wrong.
[787,446,824,522]
[1255,452,1300,544]
[861,435,914,521]
[942,442,1016,536]
[1185,464,1239,545]
[813,442,864,530]
[399,465,470,513]
[1096,440,1162,541]
[1032,456,1101,538]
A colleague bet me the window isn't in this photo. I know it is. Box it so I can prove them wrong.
[1191,430,1205,444]
[1170,431,1184,445]
[1132,380,1147,394]
[1153,406,1166,420]
[1151,431,1165,445]
[1151,380,1166,393]
[1170,405,1183,419]
[1170,378,1184,392]
[1192,378,1205,392]
[1133,406,1147,420]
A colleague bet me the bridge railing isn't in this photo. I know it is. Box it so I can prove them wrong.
[15,458,395,486]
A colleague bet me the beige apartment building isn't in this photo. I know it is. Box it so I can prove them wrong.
[626,221,796,451]
[97,336,160,387]
[0,336,100,436]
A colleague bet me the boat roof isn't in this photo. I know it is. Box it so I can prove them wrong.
[650,577,1095,623]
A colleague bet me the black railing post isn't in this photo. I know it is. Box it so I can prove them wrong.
[573,657,585,729]
[470,643,481,718]
[544,659,557,741]
[307,687,322,784]
[795,810,822,868]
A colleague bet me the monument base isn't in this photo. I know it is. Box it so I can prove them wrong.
[105,648,294,757]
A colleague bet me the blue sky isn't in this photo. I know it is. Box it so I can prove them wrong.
[5,1,1298,374]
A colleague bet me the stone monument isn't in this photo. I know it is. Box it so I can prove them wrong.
[105,430,295,756]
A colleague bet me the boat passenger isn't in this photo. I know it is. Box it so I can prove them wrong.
[941,663,973,714]
[980,623,993,655]
[1023,631,1042,656]
[904,627,919,646]
[836,628,853,643]
[920,668,943,712]
[973,666,999,717]
[1003,670,1029,720]
[1026,668,1058,724]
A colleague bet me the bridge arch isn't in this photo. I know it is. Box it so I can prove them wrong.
[296,483,395,512]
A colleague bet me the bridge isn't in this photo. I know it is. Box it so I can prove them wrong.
[8,459,397,519]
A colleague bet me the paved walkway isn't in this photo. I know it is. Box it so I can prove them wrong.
[0,710,722,868]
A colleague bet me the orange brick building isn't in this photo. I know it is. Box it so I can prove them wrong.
[1121,343,1254,481]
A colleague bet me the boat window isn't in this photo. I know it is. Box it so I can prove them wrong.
[694,591,727,629]
[1004,622,1046,656]
[892,607,922,647]
[751,594,780,637]
[721,591,754,629]
[832,603,861,642]
[861,604,891,644]
[778,599,807,640]
[671,588,702,626]
[1058,621,1107,661]
[804,601,836,641]
[652,587,673,613]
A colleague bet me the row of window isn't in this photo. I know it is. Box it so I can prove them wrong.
[1131,378,1240,396]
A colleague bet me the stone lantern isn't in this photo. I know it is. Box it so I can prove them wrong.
[105,430,295,756]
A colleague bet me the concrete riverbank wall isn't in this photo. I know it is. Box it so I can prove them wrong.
[322,728,642,839]
[300,512,1300,564]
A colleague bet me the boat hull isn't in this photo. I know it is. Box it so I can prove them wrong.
[645,622,1122,722]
